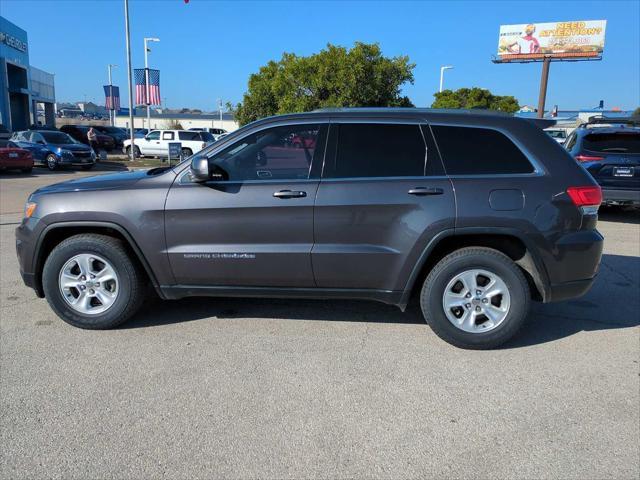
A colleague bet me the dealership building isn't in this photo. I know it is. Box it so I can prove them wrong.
[0,16,56,131]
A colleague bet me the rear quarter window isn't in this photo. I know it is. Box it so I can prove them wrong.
[432,125,534,175]
[178,131,200,141]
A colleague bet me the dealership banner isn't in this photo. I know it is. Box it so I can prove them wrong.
[497,20,606,61]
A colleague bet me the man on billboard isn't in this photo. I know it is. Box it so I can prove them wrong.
[506,24,541,54]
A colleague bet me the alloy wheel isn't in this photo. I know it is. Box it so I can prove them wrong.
[58,254,119,315]
[442,268,511,333]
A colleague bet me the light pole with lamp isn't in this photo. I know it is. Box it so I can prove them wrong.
[124,0,135,161]
[143,37,160,130]
[439,65,454,93]
[107,64,117,126]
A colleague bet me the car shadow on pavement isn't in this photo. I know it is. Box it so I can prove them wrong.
[599,207,640,225]
[122,253,639,348]
[504,253,640,348]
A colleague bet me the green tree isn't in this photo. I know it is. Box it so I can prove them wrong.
[431,87,520,113]
[633,106,640,117]
[232,42,415,126]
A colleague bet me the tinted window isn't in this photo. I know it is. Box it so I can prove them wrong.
[432,126,534,175]
[178,131,200,141]
[146,131,160,140]
[582,132,640,154]
[209,124,325,181]
[328,124,426,178]
[200,132,215,142]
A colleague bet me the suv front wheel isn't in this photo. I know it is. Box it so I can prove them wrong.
[420,247,530,349]
[42,234,145,329]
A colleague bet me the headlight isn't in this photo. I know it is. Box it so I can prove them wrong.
[24,202,37,219]
[60,149,73,157]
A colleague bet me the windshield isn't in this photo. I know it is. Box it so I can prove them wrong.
[583,132,640,154]
[41,131,77,144]
[547,130,566,139]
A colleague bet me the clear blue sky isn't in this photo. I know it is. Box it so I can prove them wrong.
[2,0,639,111]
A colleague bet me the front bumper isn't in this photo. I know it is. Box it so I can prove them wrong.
[16,217,46,297]
[59,156,95,166]
[601,188,640,206]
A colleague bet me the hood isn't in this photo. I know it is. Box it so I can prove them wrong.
[33,169,160,195]
[49,143,92,152]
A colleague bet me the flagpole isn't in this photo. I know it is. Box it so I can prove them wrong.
[124,0,135,160]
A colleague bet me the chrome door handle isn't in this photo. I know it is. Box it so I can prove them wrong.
[408,187,444,196]
[273,190,307,199]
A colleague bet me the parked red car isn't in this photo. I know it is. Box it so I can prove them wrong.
[0,140,33,173]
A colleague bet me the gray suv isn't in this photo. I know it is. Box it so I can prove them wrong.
[16,109,604,349]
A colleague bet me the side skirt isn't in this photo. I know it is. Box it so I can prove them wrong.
[160,285,404,308]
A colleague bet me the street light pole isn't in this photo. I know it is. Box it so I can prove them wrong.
[439,65,454,93]
[107,64,117,126]
[124,0,135,161]
[218,98,222,129]
[144,37,160,130]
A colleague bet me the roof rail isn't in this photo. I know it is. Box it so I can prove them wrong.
[310,107,513,116]
[577,116,640,129]
[586,116,640,125]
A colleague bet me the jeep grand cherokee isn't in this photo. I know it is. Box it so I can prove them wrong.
[16,109,603,349]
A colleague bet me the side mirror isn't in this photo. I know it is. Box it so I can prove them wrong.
[190,156,210,182]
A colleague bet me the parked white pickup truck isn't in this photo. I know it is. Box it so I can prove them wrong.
[123,130,215,158]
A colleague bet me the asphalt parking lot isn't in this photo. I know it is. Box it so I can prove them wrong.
[1,168,639,479]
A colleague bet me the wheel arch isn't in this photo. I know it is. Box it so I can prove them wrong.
[399,228,550,310]
[33,221,164,299]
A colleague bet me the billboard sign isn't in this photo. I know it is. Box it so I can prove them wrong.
[497,20,606,61]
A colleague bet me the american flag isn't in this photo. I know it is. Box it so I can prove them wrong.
[134,68,161,106]
[103,85,120,110]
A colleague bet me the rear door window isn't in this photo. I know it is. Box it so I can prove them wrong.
[431,125,534,175]
[326,123,426,178]
[582,132,640,154]
[162,131,175,140]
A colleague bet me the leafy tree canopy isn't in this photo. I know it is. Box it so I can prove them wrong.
[431,87,520,114]
[233,42,415,125]
[633,106,640,117]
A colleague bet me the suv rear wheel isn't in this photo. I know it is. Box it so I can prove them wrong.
[420,247,530,349]
[42,234,145,329]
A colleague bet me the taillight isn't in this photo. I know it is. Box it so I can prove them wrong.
[567,186,602,215]
[575,154,604,162]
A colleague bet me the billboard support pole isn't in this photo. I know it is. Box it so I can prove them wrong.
[536,57,551,119]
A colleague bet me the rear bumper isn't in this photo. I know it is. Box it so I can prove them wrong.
[547,277,596,303]
[601,188,640,206]
[0,159,33,169]
[541,229,604,302]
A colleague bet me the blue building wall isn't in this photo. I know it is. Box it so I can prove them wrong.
[1,16,55,130]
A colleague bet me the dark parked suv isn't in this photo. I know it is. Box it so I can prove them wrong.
[16,109,604,349]
[564,117,639,207]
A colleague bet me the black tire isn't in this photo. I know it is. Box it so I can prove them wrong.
[42,234,146,329]
[181,148,193,158]
[420,247,530,349]
[46,154,59,171]
[126,145,141,158]
[81,164,95,170]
